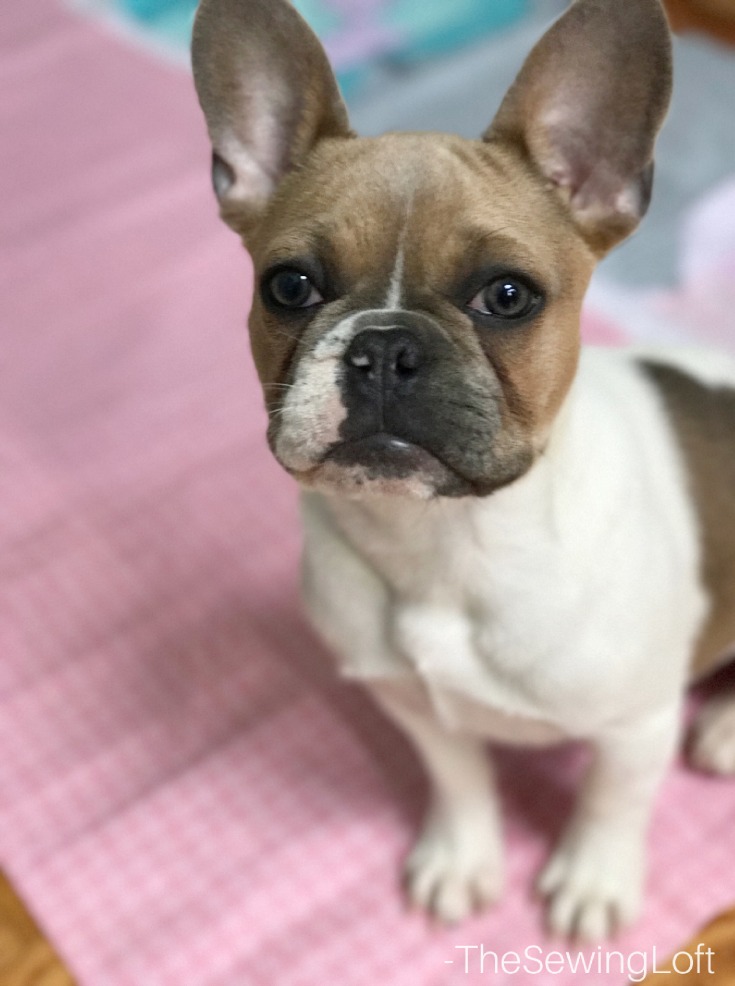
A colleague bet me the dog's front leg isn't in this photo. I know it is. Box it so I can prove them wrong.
[301,498,504,923]
[538,706,681,941]
[371,683,504,925]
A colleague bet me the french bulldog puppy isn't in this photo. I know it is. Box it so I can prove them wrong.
[192,0,735,940]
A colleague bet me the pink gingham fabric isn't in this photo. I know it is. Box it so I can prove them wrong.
[2,3,735,984]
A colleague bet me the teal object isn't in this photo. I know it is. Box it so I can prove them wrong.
[292,0,342,38]
[118,0,197,54]
[111,0,530,98]
[118,0,341,35]
[122,0,194,20]
[334,67,370,101]
[388,0,529,62]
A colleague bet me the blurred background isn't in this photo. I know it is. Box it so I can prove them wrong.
[2,1,735,984]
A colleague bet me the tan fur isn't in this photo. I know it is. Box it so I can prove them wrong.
[246,134,596,456]
[192,0,672,496]
[641,361,735,677]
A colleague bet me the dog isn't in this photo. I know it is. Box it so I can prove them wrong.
[191,0,735,940]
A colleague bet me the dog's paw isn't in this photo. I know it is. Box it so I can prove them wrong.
[537,829,643,941]
[405,811,504,924]
[690,696,735,775]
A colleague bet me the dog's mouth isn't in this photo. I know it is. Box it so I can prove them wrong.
[283,431,534,499]
[325,433,445,477]
[287,432,466,497]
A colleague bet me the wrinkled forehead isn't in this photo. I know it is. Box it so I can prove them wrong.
[249,132,585,292]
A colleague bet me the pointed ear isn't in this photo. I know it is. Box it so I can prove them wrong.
[484,0,673,253]
[192,0,352,234]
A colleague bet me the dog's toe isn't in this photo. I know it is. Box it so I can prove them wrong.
[538,829,643,941]
[690,694,735,775]
[405,813,503,924]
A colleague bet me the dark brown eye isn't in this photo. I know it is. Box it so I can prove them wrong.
[469,276,539,320]
[267,269,322,309]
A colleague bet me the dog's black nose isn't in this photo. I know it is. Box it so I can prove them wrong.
[344,329,423,397]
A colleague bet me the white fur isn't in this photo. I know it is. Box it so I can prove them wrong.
[301,346,734,935]
[385,243,405,309]
[273,315,358,471]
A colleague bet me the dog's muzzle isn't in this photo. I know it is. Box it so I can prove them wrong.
[325,326,442,476]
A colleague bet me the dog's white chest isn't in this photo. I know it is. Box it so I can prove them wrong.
[390,599,570,744]
[325,494,581,743]
[303,349,712,746]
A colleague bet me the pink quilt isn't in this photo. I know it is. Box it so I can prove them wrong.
[2,3,735,984]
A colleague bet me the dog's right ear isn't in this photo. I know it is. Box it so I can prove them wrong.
[484,0,672,254]
[192,0,352,235]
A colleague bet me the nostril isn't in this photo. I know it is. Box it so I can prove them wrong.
[344,329,423,386]
[389,337,422,379]
[393,344,420,377]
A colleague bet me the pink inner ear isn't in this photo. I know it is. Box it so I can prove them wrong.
[529,70,658,227]
[540,115,593,189]
[540,129,647,226]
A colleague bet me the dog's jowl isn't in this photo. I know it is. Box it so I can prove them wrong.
[192,0,735,940]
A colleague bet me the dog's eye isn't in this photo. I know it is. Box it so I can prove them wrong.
[267,269,323,309]
[469,276,539,320]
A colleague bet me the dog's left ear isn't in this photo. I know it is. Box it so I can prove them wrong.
[485,0,673,253]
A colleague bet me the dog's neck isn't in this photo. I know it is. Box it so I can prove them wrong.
[308,346,650,611]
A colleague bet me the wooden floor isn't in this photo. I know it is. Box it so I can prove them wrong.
[667,0,735,42]
[0,873,74,986]
[2,1,734,983]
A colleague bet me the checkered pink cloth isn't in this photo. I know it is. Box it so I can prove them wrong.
[2,3,735,984]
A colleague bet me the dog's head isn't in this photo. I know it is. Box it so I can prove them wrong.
[192,0,672,499]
